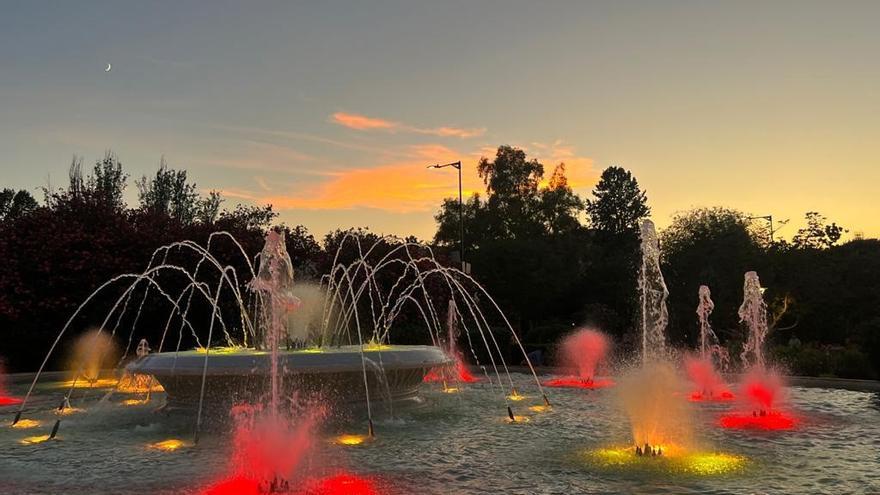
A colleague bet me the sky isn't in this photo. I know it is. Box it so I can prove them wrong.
[2,1,879,241]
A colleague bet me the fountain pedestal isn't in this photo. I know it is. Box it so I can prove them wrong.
[127,345,451,415]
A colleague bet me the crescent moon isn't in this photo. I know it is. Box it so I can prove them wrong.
[105,63,112,72]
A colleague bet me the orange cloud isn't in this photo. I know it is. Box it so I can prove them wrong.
[330,112,397,130]
[330,111,484,138]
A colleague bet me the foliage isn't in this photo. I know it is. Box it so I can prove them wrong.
[586,166,650,234]
[0,188,38,221]
[791,211,847,249]
[660,207,765,345]
[136,157,200,224]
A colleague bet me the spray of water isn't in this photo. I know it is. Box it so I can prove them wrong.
[738,271,768,369]
[617,362,693,453]
[638,220,669,364]
[686,286,732,400]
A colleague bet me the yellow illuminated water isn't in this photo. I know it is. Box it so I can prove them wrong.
[10,419,41,429]
[148,439,190,452]
[334,434,369,446]
[19,435,52,445]
[587,446,746,476]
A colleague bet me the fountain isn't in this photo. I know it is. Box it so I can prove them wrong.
[720,271,797,430]
[544,328,614,389]
[11,229,548,448]
[686,286,733,401]
[638,220,669,363]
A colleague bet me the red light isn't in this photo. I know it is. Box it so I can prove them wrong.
[308,474,379,495]
[719,412,797,430]
[543,376,614,389]
[689,390,735,402]
[0,396,22,406]
[423,355,479,384]
[200,476,261,495]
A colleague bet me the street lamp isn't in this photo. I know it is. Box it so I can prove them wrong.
[748,215,776,244]
[427,161,465,272]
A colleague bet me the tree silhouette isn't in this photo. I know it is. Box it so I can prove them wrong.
[792,211,847,249]
[586,166,650,234]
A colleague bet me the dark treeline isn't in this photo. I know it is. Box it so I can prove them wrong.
[1,147,879,379]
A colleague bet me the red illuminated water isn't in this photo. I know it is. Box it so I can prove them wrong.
[719,411,797,430]
[560,329,609,379]
[197,403,381,495]
[305,474,379,495]
[720,367,798,430]
[542,377,614,389]
[684,354,733,402]
[0,366,22,406]
[201,473,378,495]
[423,353,479,384]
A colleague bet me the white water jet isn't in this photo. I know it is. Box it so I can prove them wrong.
[738,271,768,369]
[638,219,669,363]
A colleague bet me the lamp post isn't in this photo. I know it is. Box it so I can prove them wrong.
[748,215,775,244]
[427,161,464,272]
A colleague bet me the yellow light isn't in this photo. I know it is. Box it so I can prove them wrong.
[11,419,41,429]
[363,342,391,351]
[334,434,369,446]
[121,399,148,406]
[586,446,746,476]
[682,452,746,475]
[528,405,551,413]
[116,373,165,393]
[507,393,525,401]
[505,415,530,423]
[148,439,190,452]
[57,378,119,389]
[20,435,51,445]
[442,387,460,393]
[194,346,243,355]
[55,406,84,416]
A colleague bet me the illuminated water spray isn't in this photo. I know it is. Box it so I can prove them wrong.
[638,220,669,363]
[738,271,768,369]
[696,285,716,359]
[248,230,301,415]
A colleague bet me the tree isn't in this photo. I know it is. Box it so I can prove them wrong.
[89,151,128,210]
[792,211,847,249]
[476,145,546,240]
[136,157,199,224]
[586,166,650,234]
[538,163,585,235]
[0,189,38,221]
[196,190,224,225]
[660,207,765,346]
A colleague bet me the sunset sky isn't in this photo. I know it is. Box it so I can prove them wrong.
[2,1,879,240]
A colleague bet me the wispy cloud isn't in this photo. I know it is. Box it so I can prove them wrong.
[330,112,485,139]
[330,112,397,131]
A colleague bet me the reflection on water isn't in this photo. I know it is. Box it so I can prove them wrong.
[1,376,879,494]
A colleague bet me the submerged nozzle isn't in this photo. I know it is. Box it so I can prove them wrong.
[48,419,60,440]
[542,394,550,407]
[507,406,515,422]
[12,411,21,425]
[368,419,375,438]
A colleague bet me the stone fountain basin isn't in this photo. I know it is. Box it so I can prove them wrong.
[125,345,452,414]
